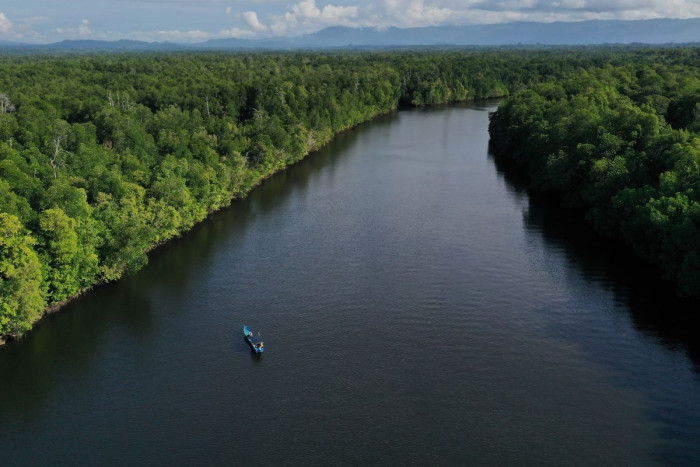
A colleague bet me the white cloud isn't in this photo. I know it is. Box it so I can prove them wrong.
[0,12,13,34]
[219,27,257,38]
[0,13,46,41]
[243,11,267,31]
[6,0,700,43]
[269,0,359,35]
[66,28,215,43]
[154,29,213,41]
[380,0,463,26]
[362,0,700,28]
[460,0,700,20]
[551,0,587,8]
[53,19,92,37]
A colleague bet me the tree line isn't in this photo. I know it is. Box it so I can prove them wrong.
[0,49,564,340]
[489,48,700,297]
[2,48,698,341]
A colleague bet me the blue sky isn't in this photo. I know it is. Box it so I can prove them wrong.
[1,0,700,43]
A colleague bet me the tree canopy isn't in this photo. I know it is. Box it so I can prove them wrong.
[489,49,700,296]
[1,48,699,340]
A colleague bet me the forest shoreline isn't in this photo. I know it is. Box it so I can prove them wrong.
[5,48,699,346]
[0,103,439,347]
[488,72,700,299]
[0,51,549,343]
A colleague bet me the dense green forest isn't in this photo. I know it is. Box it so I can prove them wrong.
[1,49,699,342]
[489,48,700,297]
[0,50,555,341]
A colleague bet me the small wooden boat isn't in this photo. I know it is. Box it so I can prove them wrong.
[243,325,264,354]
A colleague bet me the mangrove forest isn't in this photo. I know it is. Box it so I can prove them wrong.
[1,48,699,342]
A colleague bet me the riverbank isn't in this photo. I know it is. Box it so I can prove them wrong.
[4,96,513,347]
[1,104,408,347]
[488,70,700,299]
[3,101,699,465]
[7,48,673,342]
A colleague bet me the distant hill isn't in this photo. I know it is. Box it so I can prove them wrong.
[198,37,291,50]
[1,18,700,52]
[0,40,30,49]
[289,18,700,47]
[45,39,182,51]
[0,39,182,52]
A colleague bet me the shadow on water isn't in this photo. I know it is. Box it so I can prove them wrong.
[489,147,700,371]
[0,277,153,418]
[489,144,700,465]
[0,111,396,418]
[2,101,700,465]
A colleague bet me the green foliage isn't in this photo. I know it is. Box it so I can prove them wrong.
[0,213,44,336]
[490,55,700,297]
[3,48,700,339]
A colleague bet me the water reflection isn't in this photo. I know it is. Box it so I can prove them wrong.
[490,142,700,464]
[1,103,698,465]
[0,111,396,420]
[490,147,700,369]
[0,276,153,419]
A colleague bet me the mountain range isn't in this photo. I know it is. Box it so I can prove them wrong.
[1,18,699,52]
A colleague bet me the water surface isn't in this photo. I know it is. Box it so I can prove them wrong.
[1,102,699,465]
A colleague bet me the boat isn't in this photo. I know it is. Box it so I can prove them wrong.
[243,325,264,354]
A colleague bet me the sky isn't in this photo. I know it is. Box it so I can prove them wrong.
[1,0,700,44]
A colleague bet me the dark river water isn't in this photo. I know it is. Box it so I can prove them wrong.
[1,102,700,465]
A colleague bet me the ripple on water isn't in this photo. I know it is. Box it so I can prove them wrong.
[0,103,698,465]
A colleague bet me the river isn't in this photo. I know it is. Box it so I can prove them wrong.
[1,102,699,465]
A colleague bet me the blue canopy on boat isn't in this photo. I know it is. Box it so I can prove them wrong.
[250,335,264,344]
